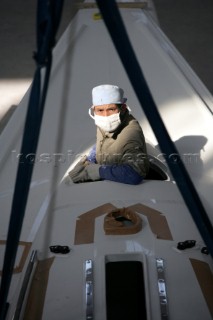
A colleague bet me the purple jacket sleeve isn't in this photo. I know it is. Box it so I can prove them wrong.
[87,145,97,163]
[87,145,143,184]
[99,164,143,185]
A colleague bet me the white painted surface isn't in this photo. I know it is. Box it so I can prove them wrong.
[0,3,212,320]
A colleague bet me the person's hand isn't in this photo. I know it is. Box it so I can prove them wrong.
[68,156,87,182]
[68,157,101,183]
[85,163,101,181]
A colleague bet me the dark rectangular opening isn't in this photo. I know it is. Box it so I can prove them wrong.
[106,261,147,320]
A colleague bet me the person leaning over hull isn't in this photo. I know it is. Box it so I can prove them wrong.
[69,84,149,184]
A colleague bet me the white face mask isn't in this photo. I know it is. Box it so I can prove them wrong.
[94,113,121,132]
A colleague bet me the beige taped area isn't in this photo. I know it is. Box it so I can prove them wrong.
[74,202,173,245]
[127,203,173,240]
[104,207,142,235]
[0,241,32,275]
[74,203,117,244]
[190,258,213,318]
[23,257,55,320]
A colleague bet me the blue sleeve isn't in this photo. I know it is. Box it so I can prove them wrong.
[87,145,97,163]
[99,164,143,185]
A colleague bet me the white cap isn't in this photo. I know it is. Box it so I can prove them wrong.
[92,84,127,106]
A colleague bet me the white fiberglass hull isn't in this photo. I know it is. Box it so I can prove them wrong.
[0,2,213,319]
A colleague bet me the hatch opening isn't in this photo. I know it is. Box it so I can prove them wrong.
[146,161,168,180]
[106,261,147,320]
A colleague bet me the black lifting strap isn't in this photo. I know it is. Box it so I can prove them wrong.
[0,1,64,319]
[95,0,213,256]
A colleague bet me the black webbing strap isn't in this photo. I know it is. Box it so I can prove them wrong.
[0,1,64,318]
[95,0,213,256]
